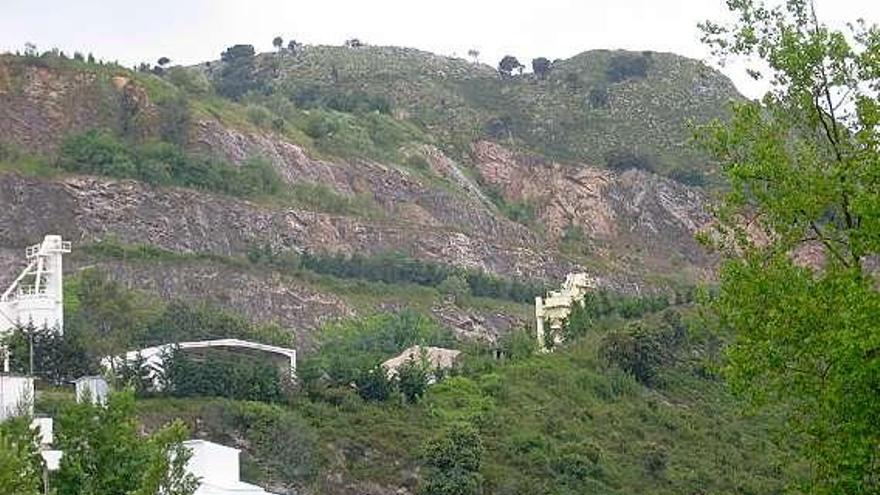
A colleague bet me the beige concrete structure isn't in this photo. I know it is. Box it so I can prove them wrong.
[535,273,595,350]
[381,345,461,380]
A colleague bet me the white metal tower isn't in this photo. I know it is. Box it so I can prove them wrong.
[1,236,71,371]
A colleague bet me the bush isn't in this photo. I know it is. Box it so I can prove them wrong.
[420,422,485,495]
[160,346,285,403]
[301,310,454,392]
[56,130,284,198]
[598,312,684,386]
[58,130,137,177]
[605,53,650,83]
[200,401,318,485]
[603,149,657,173]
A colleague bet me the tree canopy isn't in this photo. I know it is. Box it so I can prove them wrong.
[698,1,880,492]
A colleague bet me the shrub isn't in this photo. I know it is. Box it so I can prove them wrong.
[420,422,485,495]
[598,312,684,386]
[355,365,393,402]
[603,149,657,172]
[605,53,650,83]
[396,356,430,403]
[58,130,137,177]
[56,131,283,198]
[160,346,285,403]
[301,311,454,392]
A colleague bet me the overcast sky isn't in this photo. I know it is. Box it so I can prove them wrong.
[1,0,878,98]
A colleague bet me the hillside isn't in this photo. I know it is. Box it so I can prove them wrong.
[237,46,738,181]
[0,43,810,495]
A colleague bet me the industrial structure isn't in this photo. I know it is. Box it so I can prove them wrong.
[535,273,595,350]
[107,338,298,388]
[1,235,71,372]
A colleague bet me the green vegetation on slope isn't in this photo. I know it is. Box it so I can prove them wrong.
[128,306,799,494]
[233,45,739,180]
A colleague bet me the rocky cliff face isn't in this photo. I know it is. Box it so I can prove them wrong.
[0,56,715,342]
[471,141,714,281]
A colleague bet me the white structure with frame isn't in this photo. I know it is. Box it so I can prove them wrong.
[1,236,71,372]
[108,338,297,387]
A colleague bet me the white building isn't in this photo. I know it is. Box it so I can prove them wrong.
[75,376,110,405]
[0,374,34,421]
[184,440,279,495]
[535,273,596,350]
[1,235,71,372]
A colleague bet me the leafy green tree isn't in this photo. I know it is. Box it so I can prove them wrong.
[355,365,393,402]
[216,44,258,100]
[396,356,429,403]
[272,36,283,51]
[698,2,880,492]
[67,269,145,369]
[5,323,98,383]
[498,55,523,78]
[438,274,470,304]
[302,310,454,389]
[420,422,485,495]
[54,389,198,495]
[0,416,44,495]
[531,57,552,80]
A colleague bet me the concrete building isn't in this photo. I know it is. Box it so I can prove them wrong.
[535,273,596,350]
[184,440,279,495]
[0,374,34,421]
[75,376,110,405]
[381,345,461,381]
[1,235,71,372]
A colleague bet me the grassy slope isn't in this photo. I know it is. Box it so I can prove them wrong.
[130,326,799,495]
[256,46,740,177]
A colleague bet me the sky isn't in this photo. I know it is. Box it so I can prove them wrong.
[1,0,879,98]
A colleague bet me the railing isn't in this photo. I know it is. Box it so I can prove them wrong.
[25,240,71,258]
[11,286,49,300]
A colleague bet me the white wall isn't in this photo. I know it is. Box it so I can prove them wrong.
[75,376,110,405]
[0,375,34,421]
[184,440,242,485]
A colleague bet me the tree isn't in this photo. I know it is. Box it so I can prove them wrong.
[54,389,198,495]
[355,365,392,402]
[531,57,552,80]
[68,269,144,370]
[467,49,480,64]
[0,417,44,495]
[498,55,523,78]
[438,274,470,304]
[420,422,485,495]
[272,36,283,51]
[215,44,258,100]
[157,57,170,67]
[697,2,880,493]
[5,323,98,384]
[396,356,429,403]
[287,39,301,54]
